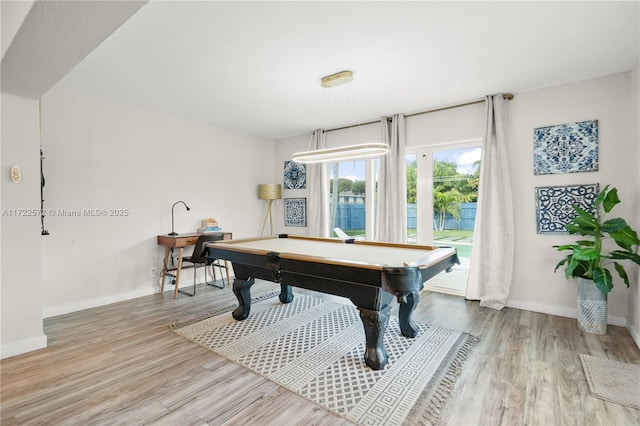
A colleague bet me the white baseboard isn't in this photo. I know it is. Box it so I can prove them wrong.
[43,273,173,319]
[1,333,47,360]
[626,320,640,349]
[43,286,158,319]
[41,273,227,319]
[506,299,626,327]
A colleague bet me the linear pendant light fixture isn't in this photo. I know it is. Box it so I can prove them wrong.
[320,70,354,88]
[292,143,389,164]
[292,70,388,164]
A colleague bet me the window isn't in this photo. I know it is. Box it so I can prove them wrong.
[329,160,367,239]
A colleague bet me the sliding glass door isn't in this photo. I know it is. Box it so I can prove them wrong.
[406,140,481,295]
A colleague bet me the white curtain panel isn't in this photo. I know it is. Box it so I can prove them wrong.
[375,114,408,243]
[307,129,330,237]
[465,95,515,309]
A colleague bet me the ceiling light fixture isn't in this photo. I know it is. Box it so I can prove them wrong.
[320,70,354,88]
[292,143,389,164]
[292,70,388,164]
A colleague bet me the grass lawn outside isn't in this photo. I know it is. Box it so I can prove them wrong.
[433,229,473,242]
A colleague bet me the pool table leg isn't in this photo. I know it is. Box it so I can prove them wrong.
[357,305,391,370]
[398,291,420,338]
[279,283,293,303]
[232,277,255,320]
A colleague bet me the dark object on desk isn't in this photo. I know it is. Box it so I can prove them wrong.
[179,233,227,296]
[206,234,459,370]
[168,200,190,236]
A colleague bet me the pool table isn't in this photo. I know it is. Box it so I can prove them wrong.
[205,234,459,370]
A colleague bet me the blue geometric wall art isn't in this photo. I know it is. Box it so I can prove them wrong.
[535,184,599,234]
[284,198,307,227]
[533,120,598,175]
[284,161,306,189]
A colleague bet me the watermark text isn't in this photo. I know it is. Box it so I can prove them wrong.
[2,208,130,217]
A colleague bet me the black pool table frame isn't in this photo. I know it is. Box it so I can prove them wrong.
[205,234,459,370]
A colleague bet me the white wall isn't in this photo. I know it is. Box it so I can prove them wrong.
[274,133,309,236]
[1,93,47,358]
[628,62,640,345]
[508,72,635,325]
[406,102,485,145]
[40,86,276,317]
[275,71,638,328]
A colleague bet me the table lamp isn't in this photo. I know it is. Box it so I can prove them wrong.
[169,200,190,236]
[258,184,281,236]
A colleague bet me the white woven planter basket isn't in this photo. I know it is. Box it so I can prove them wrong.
[577,277,607,335]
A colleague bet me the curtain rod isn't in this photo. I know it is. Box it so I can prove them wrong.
[326,93,514,133]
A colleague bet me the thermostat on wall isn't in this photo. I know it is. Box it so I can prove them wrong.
[10,165,22,183]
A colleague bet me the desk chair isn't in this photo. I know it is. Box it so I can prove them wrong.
[179,233,227,296]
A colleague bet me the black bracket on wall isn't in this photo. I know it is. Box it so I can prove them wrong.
[40,148,49,236]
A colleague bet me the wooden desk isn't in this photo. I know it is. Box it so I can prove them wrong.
[157,232,232,298]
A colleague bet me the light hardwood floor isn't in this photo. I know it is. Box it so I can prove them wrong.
[2,280,639,425]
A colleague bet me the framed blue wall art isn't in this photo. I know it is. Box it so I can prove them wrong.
[533,119,598,175]
[284,161,306,189]
[535,184,599,234]
[284,198,307,227]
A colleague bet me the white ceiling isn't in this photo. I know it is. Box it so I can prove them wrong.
[1,0,146,98]
[55,1,639,140]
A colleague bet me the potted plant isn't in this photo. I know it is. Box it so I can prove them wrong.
[554,185,640,334]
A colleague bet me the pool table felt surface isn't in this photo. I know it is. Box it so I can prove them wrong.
[210,236,456,270]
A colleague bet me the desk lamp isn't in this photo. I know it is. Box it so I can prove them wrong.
[169,200,190,236]
[258,184,281,236]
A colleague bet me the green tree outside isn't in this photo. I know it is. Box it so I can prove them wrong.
[352,180,365,196]
[405,158,479,230]
[406,160,417,204]
[329,178,354,194]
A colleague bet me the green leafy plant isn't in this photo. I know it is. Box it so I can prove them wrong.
[554,185,640,293]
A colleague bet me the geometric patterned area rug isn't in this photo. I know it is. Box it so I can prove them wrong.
[579,354,640,410]
[173,294,478,425]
